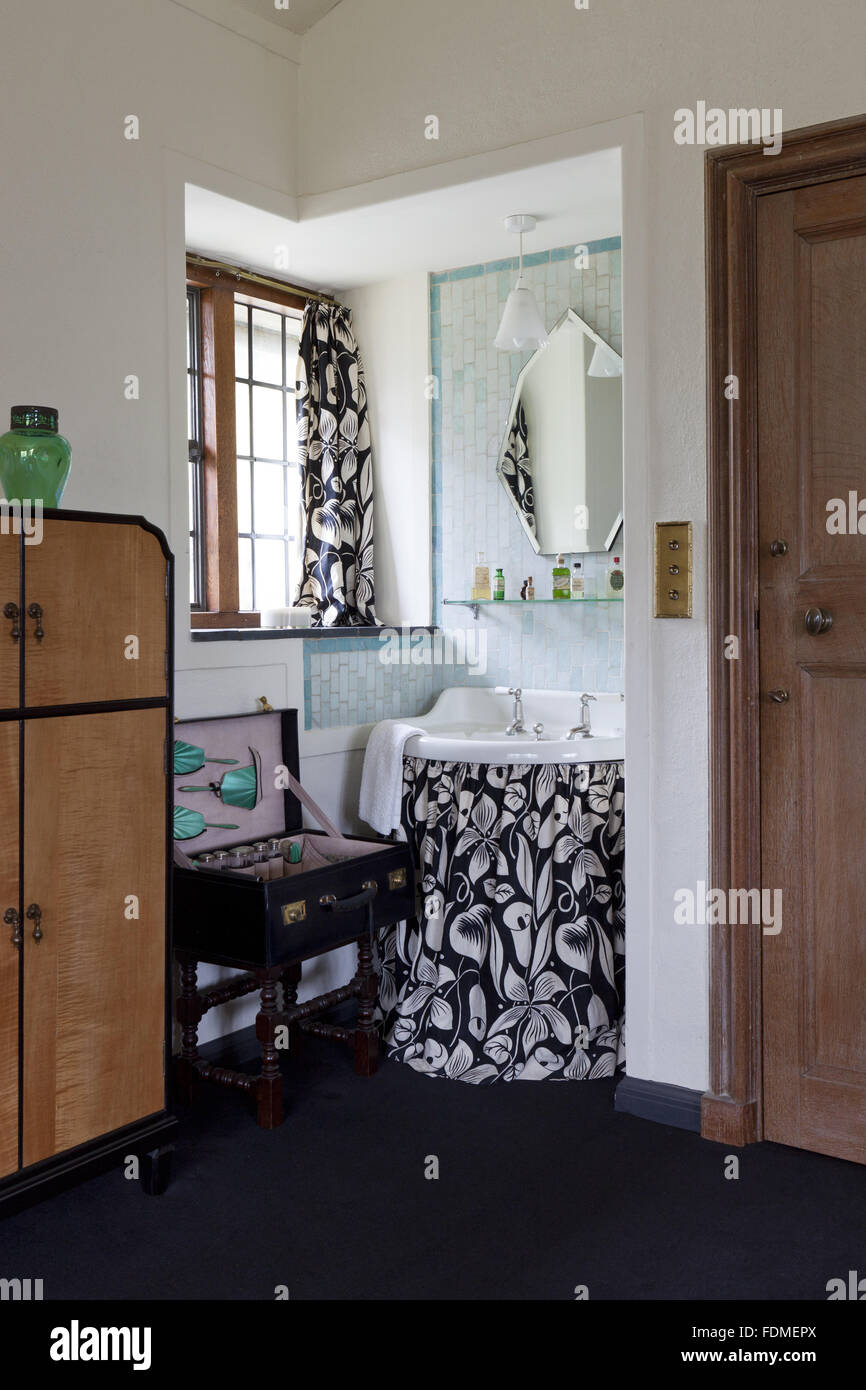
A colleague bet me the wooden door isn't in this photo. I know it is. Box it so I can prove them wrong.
[0,530,20,710]
[758,174,866,1164]
[22,708,166,1165]
[24,519,167,708]
[0,720,19,1178]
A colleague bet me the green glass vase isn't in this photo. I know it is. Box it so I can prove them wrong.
[0,406,71,508]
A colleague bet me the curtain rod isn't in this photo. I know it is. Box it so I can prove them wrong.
[186,254,338,307]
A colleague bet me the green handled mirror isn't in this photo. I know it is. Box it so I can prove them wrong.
[173,740,239,775]
[178,746,262,812]
[173,805,240,840]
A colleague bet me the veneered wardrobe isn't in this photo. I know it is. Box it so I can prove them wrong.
[0,510,175,1212]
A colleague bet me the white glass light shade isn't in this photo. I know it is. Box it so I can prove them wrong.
[494,276,549,351]
[587,342,623,377]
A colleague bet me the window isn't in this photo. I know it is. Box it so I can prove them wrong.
[186,288,205,609]
[233,304,302,611]
[185,258,307,629]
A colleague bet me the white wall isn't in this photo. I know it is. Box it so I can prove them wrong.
[341,273,432,625]
[298,0,866,1091]
[1,0,309,1045]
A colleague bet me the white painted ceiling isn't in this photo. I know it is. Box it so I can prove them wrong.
[233,0,344,35]
[185,148,621,293]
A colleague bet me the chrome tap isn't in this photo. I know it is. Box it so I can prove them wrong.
[505,686,525,735]
[566,692,596,740]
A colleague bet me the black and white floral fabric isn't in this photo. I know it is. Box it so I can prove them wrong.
[294,302,376,626]
[499,400,536,537]
[377,757,625,1082]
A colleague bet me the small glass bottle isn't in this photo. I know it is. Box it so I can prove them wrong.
[233,845,254,868]
[493,568,505,600]
[212,851,230,871]
[251,842,268,864]
[0,406,71,508]
[267,838,284,860]
[195,853,216,870]
[527,575,535,600]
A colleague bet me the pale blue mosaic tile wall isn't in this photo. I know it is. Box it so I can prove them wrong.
[303,635,461,731]
[432,239,624,695]
[303,240,623,729]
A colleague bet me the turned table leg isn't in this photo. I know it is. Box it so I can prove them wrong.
[255,970,285,1128]
[176,954,202,1104]
[354,931,379,1077]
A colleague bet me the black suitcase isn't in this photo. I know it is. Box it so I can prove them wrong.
[171,706,414,1126]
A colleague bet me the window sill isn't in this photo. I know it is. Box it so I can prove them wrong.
[190,624,438,643]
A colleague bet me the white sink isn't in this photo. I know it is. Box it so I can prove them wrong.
[402,687,624,765]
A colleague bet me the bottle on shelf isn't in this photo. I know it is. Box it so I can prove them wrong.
[571,561,584,598]
[527,575,535,600]
[493,567,505,600]
[471,551,491,601]
[520,578,528,600]
[552,553,570,599]
[606,556,624,598]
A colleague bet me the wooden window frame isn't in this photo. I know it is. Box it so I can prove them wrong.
[185,258,307,629]
[703,113,866,1147]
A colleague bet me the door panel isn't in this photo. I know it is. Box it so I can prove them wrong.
[23,709,166,1165]
[0,721,19,1178]
[0,531,20,710]
[24,520,167,707]
[759,175,866,1164]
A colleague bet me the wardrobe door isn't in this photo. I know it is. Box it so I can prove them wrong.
[22,708,166,1166]
[0,531,20,710]
[0,720,20,1179]
[24,519,167,708]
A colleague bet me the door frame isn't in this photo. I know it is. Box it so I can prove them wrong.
[703,113,866,1147]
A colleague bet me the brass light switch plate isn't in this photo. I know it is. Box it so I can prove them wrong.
[654,522,693,617]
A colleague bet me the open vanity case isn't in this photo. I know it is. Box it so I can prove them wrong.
[172,707,414,1127]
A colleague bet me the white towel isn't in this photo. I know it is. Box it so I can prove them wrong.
[359,720,424,835]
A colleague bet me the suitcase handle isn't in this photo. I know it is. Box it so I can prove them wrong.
[318,879,378,913]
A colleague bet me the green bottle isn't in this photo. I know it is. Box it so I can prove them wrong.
[552,553,570,599]
[493,567,505,600]
[0,406,72,508]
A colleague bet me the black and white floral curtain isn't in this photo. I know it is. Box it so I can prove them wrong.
[499,400,536,537]
[377,757,625,1082]
[294,301,376,626]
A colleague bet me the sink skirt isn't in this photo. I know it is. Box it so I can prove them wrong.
[377,756,625,1082]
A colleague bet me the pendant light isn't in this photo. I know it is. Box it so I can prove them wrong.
[494,214,549,352]
[587,341,623,377]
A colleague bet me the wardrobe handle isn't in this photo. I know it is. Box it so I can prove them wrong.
[27,603,44,641]
[26,903,43,942]
[3,603,20,641]
[4,908,21,948]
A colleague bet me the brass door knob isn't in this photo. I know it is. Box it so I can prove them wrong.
[768,689,790,703]
[769,539,789,556]
[804,606,833,635]
[26,903,43,942]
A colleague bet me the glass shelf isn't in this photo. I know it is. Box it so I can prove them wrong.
[444,597,623,605]
[444,596,623,618]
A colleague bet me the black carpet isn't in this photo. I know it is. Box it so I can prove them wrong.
[1,1030,863,1301]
